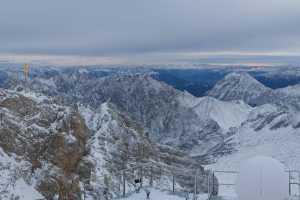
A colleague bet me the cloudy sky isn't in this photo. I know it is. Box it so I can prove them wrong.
[1,0,300,65]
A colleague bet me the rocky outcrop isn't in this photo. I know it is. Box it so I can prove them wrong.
[0,89,89,199]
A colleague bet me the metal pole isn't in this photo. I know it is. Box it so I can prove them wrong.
[298,171,300,197]
[119,175,121,194]
[289,170,291,196]
[150,166,153,186]
[140,166,143,188]
[0,112,2,126]
[159,167,162,183]
[82,184,85,200]
[193,170,198,200]
[207,171,211,199]
[207,172,209,197]
[123,171,126,197]
[172,175,175,193]
[212,172,215,196]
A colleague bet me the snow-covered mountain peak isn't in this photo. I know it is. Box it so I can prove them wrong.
[223,72,260,83]
[208,72,272,105]
[190,96,253,131]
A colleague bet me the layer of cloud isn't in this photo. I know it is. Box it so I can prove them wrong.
[1,0,300,63]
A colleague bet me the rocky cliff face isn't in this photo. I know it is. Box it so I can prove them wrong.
[0,89,90,199]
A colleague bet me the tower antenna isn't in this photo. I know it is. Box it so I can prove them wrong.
[23,64,29,92]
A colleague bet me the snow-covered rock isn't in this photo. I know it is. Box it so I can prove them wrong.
[79,102,217,198]
[0,148,43,200]
[208,72,300,111]
[277,83,300,97]
[0,88,89,199]
[210,118,300,171]
[184,96,252,131]
[208,72,271,105]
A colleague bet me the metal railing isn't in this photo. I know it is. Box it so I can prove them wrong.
[213,169,300,198]
[109,163,214,199]
[81,167,300,199]
[288,170,300,197]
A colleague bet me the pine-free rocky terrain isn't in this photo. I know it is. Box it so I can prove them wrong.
[0,66,300,199]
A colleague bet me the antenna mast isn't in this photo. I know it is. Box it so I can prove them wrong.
[23,64,29,92]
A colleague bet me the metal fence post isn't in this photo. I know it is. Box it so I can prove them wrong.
[140,166,143,187]
[159,167,162,183]
[207,172,210,196]
[208,170,214,198]
[212,171,215,196]
[172,175,175,193]
[119,175,121,195]
[123,171,126,197]
[289,170,291,196]
[150,166,153,186]
[193,169,198,200]
[298,171,300,197]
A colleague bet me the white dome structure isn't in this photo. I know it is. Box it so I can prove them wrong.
[236,156,288,200]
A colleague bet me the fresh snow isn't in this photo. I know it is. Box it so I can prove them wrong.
[211,126,300,170]
[63,132,77,144]
[192,97,252,131]
[7,179,44,200]
[78,68,89,74]
[37,78,56,88]
[208,125,300,199]
[120,188,209,200]
[179,92,252,131]
[18,89,49,103]
[277,84,300,97]
[0,148,43,200]
[208,72,271,103]
[236,156,288,200]
[79,103,118,183]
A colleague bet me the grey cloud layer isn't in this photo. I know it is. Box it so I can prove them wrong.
[1,0,300,56]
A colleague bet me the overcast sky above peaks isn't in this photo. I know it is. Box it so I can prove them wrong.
[1,0,300,65]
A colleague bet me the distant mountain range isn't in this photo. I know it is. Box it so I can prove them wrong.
[1,65,300,199]
[1,65,300,96]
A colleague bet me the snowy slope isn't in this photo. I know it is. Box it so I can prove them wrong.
[192,97,252,131]
[79,104,108,178]
[178,92,252,131]
[209,102,300,171]
[209,126,300,171]
[277,84,300,97]
[0,148,43,200]
[206,116,300,199]
[120,188,209,200]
